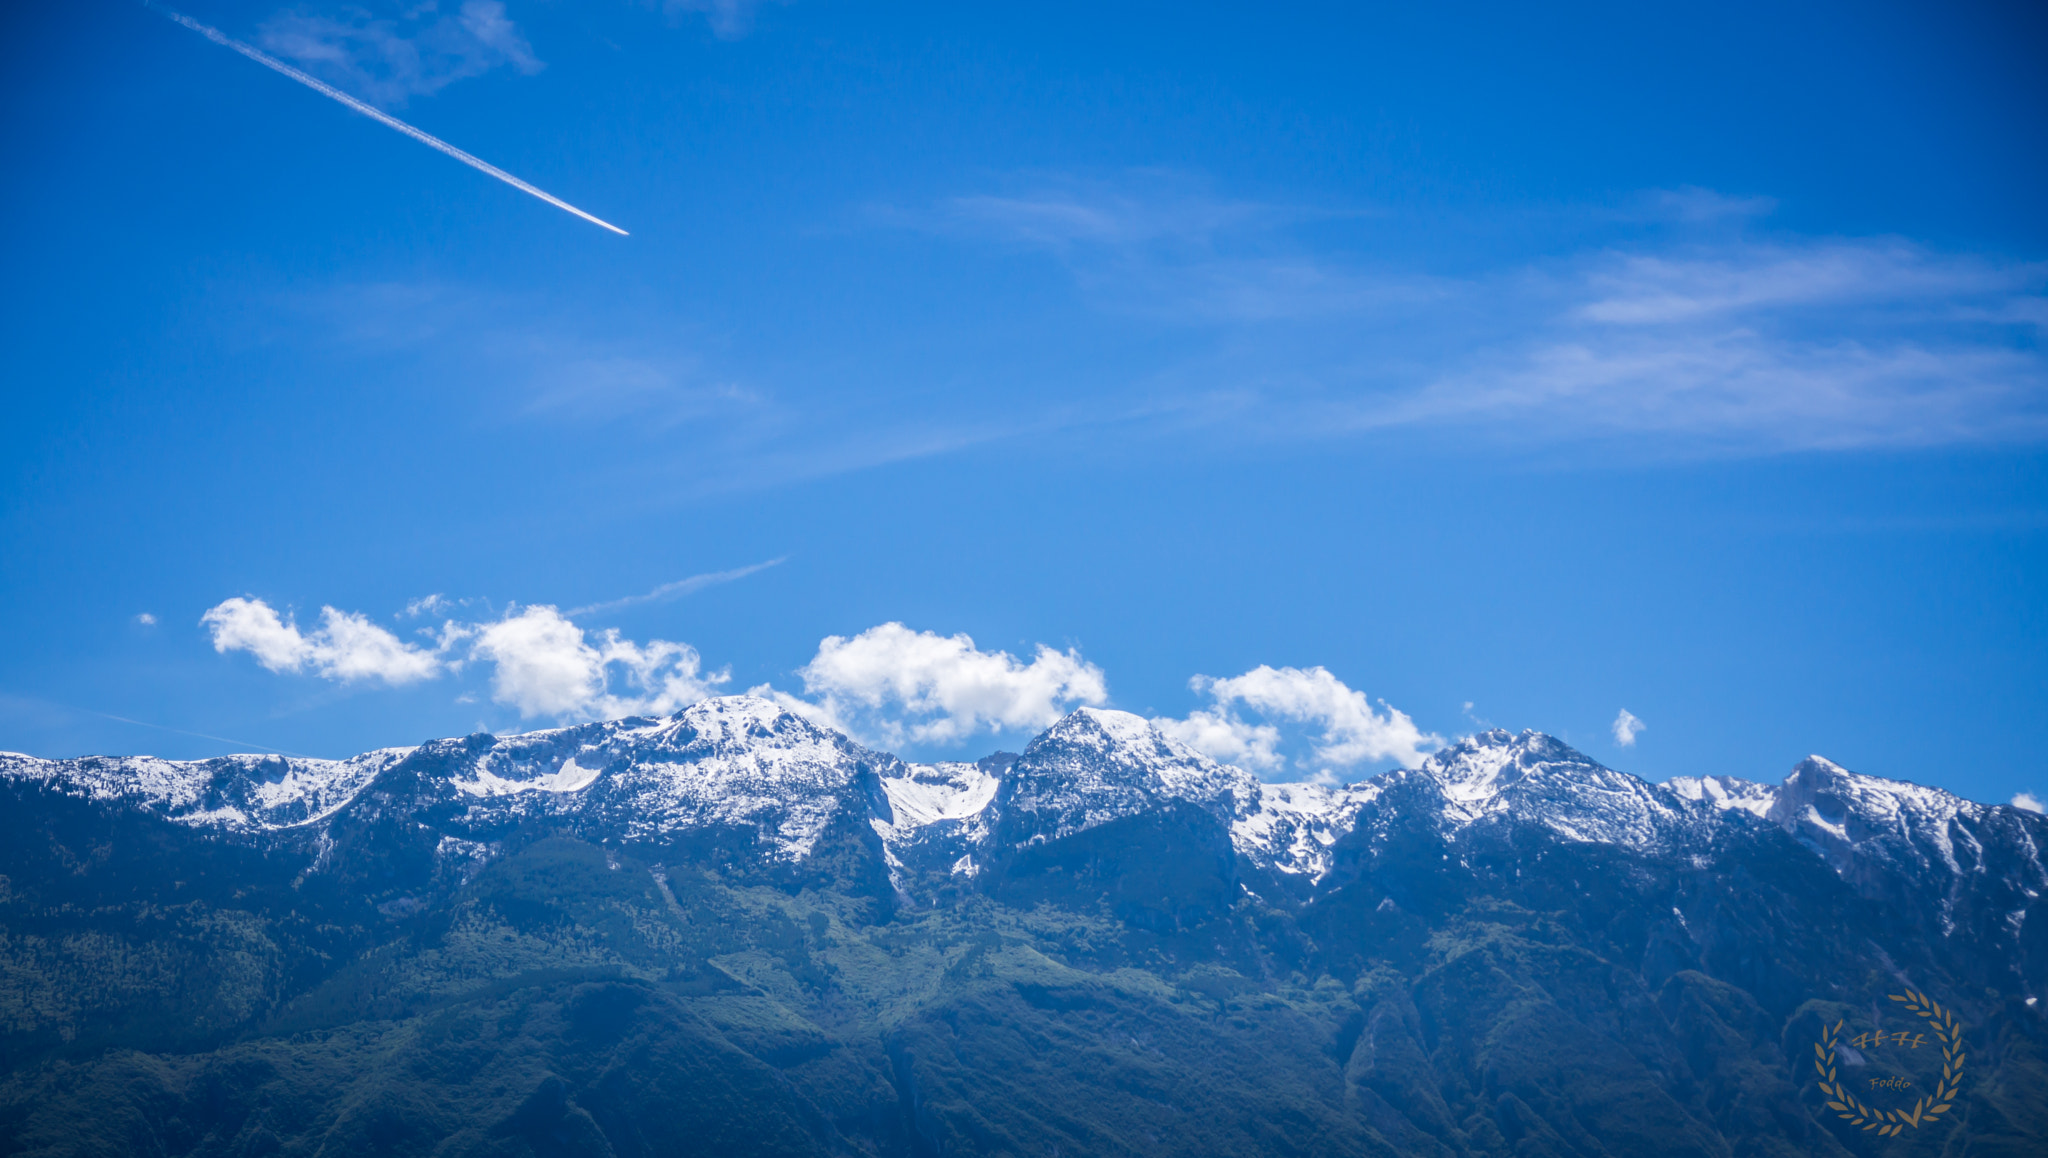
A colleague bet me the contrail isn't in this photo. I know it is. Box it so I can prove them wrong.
[0,690,316,758]
[567,557,790,617]
[147,3,627,235]
[88,709,320,759]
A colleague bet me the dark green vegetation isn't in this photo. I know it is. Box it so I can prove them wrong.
[2,776,2043,1157]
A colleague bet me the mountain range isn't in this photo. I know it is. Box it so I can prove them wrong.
[2,696,2043,1156]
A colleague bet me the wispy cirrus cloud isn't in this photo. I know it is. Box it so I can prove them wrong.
[1635,186,1778,224]
[916,175,2048,455]
[1574,243,2038,324]
[644,0,784,39]
[921,173,1442,324]
[1375,242,2048,451]
[268,278,1044,499]
[275,176,2046,513]
[1374,313,2046,451]
[521,352,769,429]
[278,280,777,432]
[257,1,542,108]
[939,179,1279,254]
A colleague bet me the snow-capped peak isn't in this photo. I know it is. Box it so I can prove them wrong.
[564,695,902,861]
[878,762,1003,831]
[15,699,2040,920]
[0,747,415,831]
[993,707,1260,846]
[1768,754,1991,878]
[1231,779,1383,880]
[1413,729,1691,848]
[1666,774,1777,818]
[0,696,896,863]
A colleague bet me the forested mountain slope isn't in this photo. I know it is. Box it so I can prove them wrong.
[2,697,2043,1156]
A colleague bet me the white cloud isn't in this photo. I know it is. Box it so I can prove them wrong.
[259,1,542,107]
[1574,243,2027,325]
[1641,187,1777,223]
[1384,327,2047,451]
[203,596,723,718]
[521,352,769,428]
[135,612,158,626]
[1158,665,1438,774]
[471,605,726,719]
[2013,792,2044,814]
[1612,708,1645,747]
[649,0,779,39]
[940,179,1270,253]
[1152,708,1284,771]
[402,593,452,618]
[202,597,441,685]
[928,176,2048,454]
[469,606,595,716]
[1316,242,2048,451]
[924,175,1436,325]
[789,622,1108,746]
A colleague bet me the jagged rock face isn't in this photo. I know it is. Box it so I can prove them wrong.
[872,754,1008,879]
[986,707,1259,849]
[0,747,415,831]
[1672,756,2048,989]
[6,698,2043,932]
[1419,728,1700,848]
[7,699,2048,1156]
[0,697,903,865]
[1673,756,2048,902]
[1665,771,1777,817]
[1771,755,2011,882]
[1230,780,1384,882]
[568,697,907,860]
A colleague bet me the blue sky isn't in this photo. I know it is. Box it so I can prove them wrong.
[2,1,2043,803]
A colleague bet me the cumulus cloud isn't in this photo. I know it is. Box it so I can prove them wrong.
[202,596,723,717]
[1612,708,1645,747]
[1156,665,1438,775]
[1152,707,1284,771]
[2013,792,2044,814]
[202,598,1438,775]
[259,1,542,107]
[135,612,158,626]
[203,597,442,685]
[472,605,726,718]
[786,622,1108,746]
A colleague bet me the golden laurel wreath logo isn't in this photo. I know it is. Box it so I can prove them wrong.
[1813,989,1965,1136]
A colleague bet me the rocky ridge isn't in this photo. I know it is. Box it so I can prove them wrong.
[6,696,2048,1156]
[6,695,2042,921]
